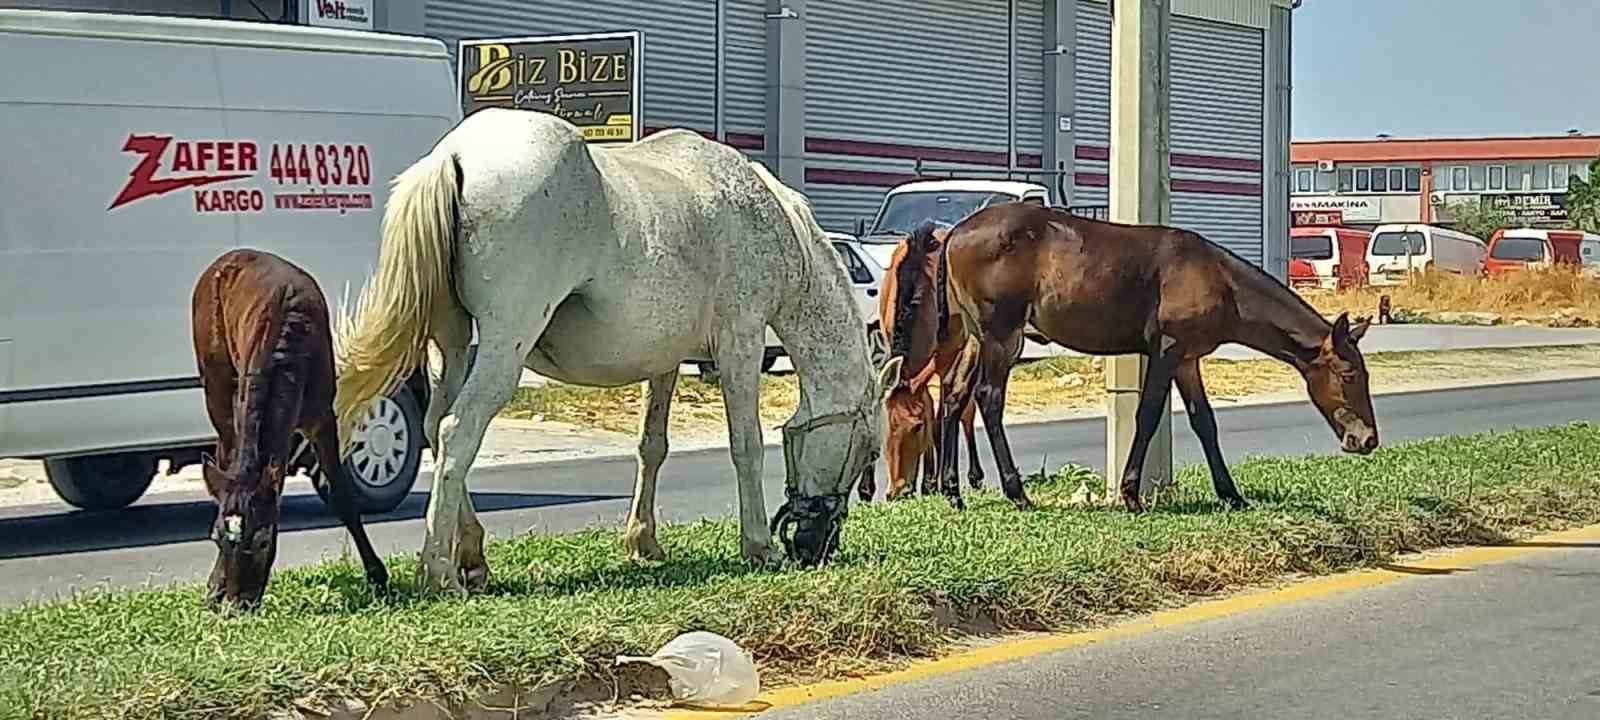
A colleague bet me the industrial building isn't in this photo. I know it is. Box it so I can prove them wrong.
[5,0,1296,276]
[1291,133,1600,230]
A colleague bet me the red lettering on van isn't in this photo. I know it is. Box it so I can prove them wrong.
[109,135,258,210]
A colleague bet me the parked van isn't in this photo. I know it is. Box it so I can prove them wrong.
[0,10,460,512]
[1484,228,1595,277]
[1290,226,1371,290]
[1365,223,1487,285]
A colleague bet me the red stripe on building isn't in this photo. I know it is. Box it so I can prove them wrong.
[1072,172,1259,196]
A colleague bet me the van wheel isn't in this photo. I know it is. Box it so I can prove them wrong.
[44,452,158,511]
[314,384,423,514]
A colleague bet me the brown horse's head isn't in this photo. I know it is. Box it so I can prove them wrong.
[881,362,938,499]
[201,453,285,611]
[1301,312,1378,455]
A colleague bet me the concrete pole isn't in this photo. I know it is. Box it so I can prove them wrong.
[1104,0,1173,503]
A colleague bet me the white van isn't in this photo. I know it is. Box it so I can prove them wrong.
[1365,223,1488,285]
[0,10,459,512]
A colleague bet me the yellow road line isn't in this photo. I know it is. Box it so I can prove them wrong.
[663,523,1600,719]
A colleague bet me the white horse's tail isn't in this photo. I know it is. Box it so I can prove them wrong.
[333,149,461,452]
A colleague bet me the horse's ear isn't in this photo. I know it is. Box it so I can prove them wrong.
[1348,315,1371,344]
[1328,312,1352,350]
[877,356,904,399]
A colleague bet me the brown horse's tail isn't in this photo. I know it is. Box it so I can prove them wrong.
[332,149,462,453]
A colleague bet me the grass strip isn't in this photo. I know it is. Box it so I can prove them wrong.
[3,422,1600,719]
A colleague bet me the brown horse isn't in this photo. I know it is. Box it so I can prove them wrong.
[924,204,1378,512]
[857,227,988,503]
[191,248,388,610]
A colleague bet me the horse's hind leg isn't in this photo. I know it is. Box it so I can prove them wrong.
[312,419,389,589]
[972,333,1030,510]
[1174,359,1247,509]
[419,331,527,594]
[625,370,678,561]
[423,301,474,458]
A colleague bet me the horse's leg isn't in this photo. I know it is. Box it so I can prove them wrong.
[713,325,779,565]
[972,333,1030,510]
[1174,359,1248,509]
[312,419,389,589]
[962,392,985,489]
[625,370,678,561]
[1117,350,1178,513]
[918,440,938,497]
[419,333,526,594]
[936,338,981,511]
[423,302,474,458]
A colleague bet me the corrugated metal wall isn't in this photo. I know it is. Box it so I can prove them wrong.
[804,0,1012,230]
[1016,0,1045,165]
[426,0,716,132]
[1071,0,1265,263]
[1071,0,1111,207]
[724,0,766,150]
[1170,14,1264,263]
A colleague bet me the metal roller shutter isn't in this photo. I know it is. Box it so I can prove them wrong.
[1171,14,1264,263]
[807,0,1010,149]
[425,0,716,132]
[1072,0,1110,206]
[805,0,1011,231]
[1016,0,1045,164]
[724,0,766,146]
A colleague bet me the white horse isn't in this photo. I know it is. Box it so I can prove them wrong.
[332,108,896,593]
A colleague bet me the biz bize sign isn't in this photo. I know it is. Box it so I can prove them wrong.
[1486,192,1568,225]
[458,31,641,144]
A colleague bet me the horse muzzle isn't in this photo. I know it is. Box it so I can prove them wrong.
[770,495,847,567]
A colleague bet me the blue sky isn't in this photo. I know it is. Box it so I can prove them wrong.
[1291,0,1599,141]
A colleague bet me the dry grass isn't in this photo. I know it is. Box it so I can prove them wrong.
[1303,267,1600,326]
[501,344,1600,437]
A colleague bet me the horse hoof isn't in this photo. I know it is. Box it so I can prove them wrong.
[968,475,984,491]
[366,564,391,592]
[625,527,667,562]
[1010,495,1034,511]
[946,495,966,512]
[1226,496,1250,511]
[1122,495,1146,514]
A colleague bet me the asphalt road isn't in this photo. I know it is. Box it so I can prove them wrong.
[759,537,1600,720]
[2,377,1597,606]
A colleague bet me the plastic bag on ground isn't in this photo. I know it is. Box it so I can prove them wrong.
[615,630,761,707]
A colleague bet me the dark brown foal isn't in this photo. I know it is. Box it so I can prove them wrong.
[191,248,388,610]
[928,204,1378,512]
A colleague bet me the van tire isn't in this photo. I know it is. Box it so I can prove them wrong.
[44,452,158,511]
[316,384,424,514]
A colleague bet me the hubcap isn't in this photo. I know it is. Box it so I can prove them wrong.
[346,396,409,490]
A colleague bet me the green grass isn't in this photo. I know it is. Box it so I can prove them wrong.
[5,423,1600,719]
